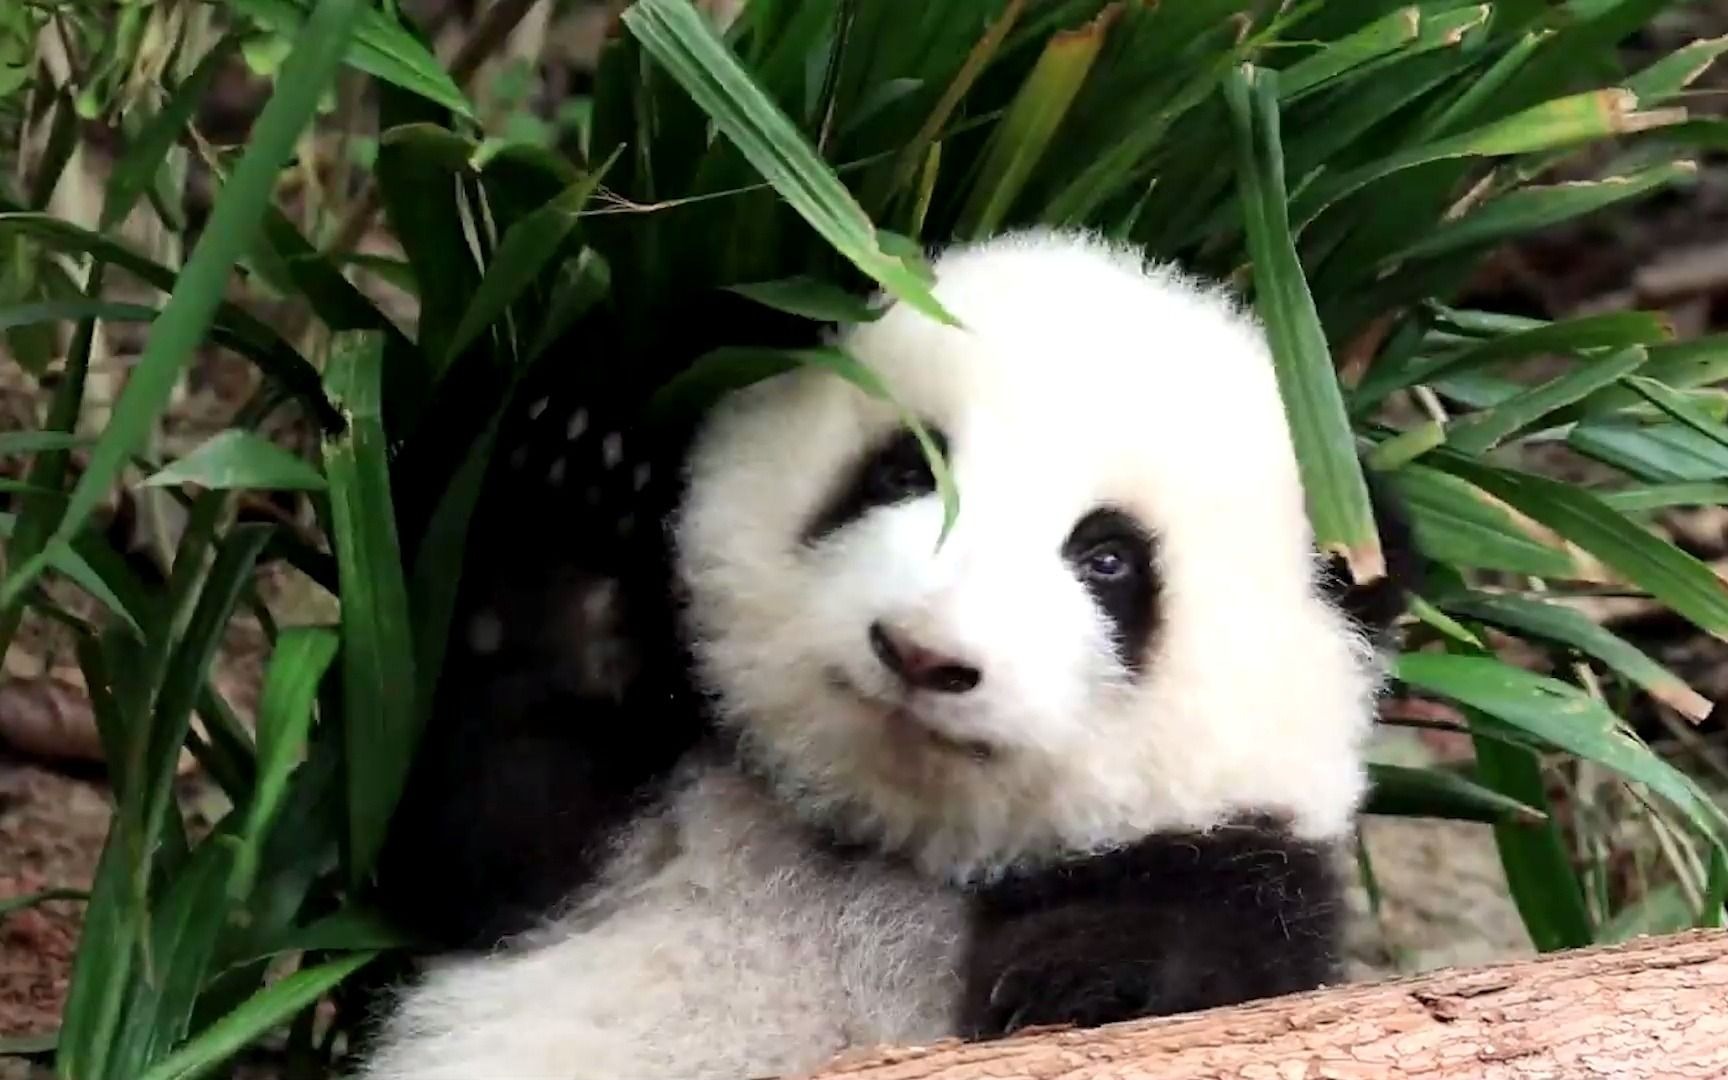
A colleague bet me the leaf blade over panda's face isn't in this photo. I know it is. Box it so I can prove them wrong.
[647,344,959,542]
[1224,63,1383,583]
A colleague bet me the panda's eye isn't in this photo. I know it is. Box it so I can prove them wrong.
[1080,542,1134,582]
[803,425,948,543]
[866,440,936,501]
[870,442,940,501]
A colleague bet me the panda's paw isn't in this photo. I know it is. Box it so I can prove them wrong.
[971,954,1173,1038]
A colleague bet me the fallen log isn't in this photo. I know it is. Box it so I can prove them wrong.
[802,928,1728,1080]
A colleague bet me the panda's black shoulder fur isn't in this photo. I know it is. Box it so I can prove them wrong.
[375,289,821,950]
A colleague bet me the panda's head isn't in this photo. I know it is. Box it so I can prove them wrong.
[673,229,1388,881]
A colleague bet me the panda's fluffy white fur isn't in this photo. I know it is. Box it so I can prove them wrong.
[359,228,1387,1080]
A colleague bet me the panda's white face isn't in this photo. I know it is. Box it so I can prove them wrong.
[674,229,1382,881]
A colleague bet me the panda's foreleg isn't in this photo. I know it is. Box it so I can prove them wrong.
[959,820,1341,1037]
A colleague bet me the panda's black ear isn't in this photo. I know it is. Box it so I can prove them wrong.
[1316,472,1423,641]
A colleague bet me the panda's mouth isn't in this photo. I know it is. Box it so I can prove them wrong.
[826,669,997,762]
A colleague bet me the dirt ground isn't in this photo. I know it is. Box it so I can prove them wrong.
[7,0,1728,1063]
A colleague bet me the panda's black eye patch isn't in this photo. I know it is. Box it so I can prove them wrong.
[804,425,947,544]
[1063,509,1159,675]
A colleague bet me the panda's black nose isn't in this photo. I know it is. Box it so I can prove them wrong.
[869,621,983,694]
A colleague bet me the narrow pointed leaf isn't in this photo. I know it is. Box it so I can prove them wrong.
[140,430,326,493]
[322,331,418,886]
[1440,592,1714,721]
[1226,64,1381,581]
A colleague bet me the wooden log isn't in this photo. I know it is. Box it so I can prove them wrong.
[801,929,1728,1080]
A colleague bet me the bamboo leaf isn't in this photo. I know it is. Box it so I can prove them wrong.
[1397,651,1728,846]
[442,153,619,365]
[726,276,881,323]
[1226,64,1381,581]
[955,7,1110,238]
[140,430,327,493]
[226,0,472,119]
[102,37,238,232]
[1445,457,1728,642]
[650,345,959,541]
[135,952,379,1080]
[228,627,338,900]
[321,331,418,886]
[1445,346,1649,455]
[1390,162,1697,266]
[1440,592,1713,722]
[1364,762,1547,826]
[622,0,957,327]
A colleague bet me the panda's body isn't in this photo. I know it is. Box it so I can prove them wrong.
[361,230,1412,1080]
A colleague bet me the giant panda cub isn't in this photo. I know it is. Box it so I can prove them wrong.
[360,228,1415,1080]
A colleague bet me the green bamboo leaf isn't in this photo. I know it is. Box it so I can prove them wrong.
[0,0,358,612]
[1445,457,1728,642]
[1293,89,1686,227]
[650,345,959,542]
[523,248,612,365]
[1350,310,1669,413]
[322,331,418,886]
[1440,592,1713,721]
[0,299,157,333]
[135,952,379,1080]
[0,514,144,636]
[955,7,1109,238]
[228,627,338,900]
[1569,420,1728,483]
[1364,761,1546,826]
[1278,6,1421,101]
[621,0,957,327]
[1623,374,1728,454]
[1599,482,1728,513]
[257,205,404,336]
[1445,346,1649,455]
[1471,726,1594,951]
[138,525,275,900]
[1626,33,1728,108]
[1397,651,1728,845]
[726,276,882,324]
[0,431,93,456]
[140,430,326,493]
[442,152,619,365]
[1569,335,1728,417]
[54,821,142,1080]
[0,888,89,918]
[1226,64,1381,582]
[226,0,472,119]
[373,107,481,369]
[102,36,238,232]
[879,0,1026,203]
[1384,464,1584,579]
[1390,162,1697,266]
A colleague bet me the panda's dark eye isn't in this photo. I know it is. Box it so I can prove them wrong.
[803,425,948,543]
[1079,542,1134,582]
[1063,508,1160,675]
[866,437,936,501]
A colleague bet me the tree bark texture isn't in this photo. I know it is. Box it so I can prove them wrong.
[801,929,1728,1080]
